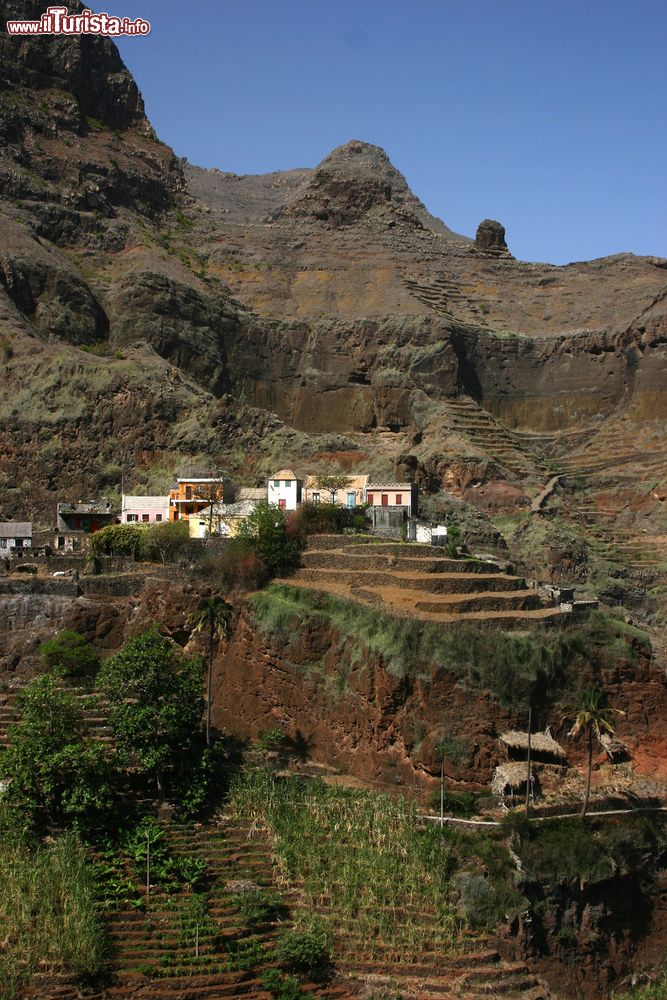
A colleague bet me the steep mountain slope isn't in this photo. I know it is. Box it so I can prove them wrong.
[0,0,666,626]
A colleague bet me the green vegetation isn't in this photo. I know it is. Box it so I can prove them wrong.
[187,595,233,745]
[613,970,667,1000]
[249,585,640,709]
[85,115,106,131]
[98,629,205,802]
[0,834,105,999]
[275,924,330,975]
[38,630,99,678]
[90,521,199,565]
[237,500,298,576]
[289,500,368,537]
[566,686,621,817]
[230,771,528,955]
[507,813,667,886]
[0,674,114,838]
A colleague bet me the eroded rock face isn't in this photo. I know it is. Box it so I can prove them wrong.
[474,218,510,256]
[0,0,147,133]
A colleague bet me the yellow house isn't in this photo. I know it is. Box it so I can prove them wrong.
[188,497,260,539]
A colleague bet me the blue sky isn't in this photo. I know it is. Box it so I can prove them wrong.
[105,1,666,264]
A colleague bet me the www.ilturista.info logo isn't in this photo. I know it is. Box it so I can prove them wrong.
[6,5,150,36]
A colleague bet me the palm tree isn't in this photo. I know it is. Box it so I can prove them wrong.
[567,687,621,818]
[188,595,233,746]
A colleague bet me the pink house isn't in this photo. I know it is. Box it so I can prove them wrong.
[365,482,418,516]
[121,495,170,524]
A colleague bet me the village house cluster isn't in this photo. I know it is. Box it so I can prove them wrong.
[0,470,422,553]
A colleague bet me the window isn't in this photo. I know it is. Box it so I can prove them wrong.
[142,513,150,522]
[395,494,402,505]
[347,492,356,508]
[127,514,138,523]
[381,494,389,507]
[0,539,6,548]
[367,493,374,505]
[273,480,280,488]
[331,491,338,503]
[15,539,23,547]
[312,492,320,505]
[155,514,163,522]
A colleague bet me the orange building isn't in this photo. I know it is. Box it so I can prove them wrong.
[168,477,228,522]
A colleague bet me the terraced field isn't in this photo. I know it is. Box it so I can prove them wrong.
[229,772,551,1000]
[21,816,360,1000]
[0,679,113,748]
[282,536,567,627]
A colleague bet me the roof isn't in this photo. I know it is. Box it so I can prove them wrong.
[193,500,258,519]
[176,477,226,484]
[499,730,566,758]
[57,501,112,514]
[270,469,299,481]
[492,762,533,793]
[237,487,266,501]
[305,475,369,491]
[366,482,413,490]
[600,734,629,758]
[0,522,32,538]
[122,495,169,509]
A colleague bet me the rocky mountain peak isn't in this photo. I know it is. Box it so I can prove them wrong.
[0,0,149,132]
[277,138,463,237]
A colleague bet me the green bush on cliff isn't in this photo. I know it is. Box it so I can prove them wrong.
[38,630,99,678]
[248,584,602,707]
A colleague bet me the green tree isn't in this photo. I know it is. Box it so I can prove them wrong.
[0,674,114,836]
[90,523,141,558]
[140,520,190,564]
[97,629,204,803]
[38,630,99,678]
[567,686,621,818]
[187,595,233,746]
[237,500,295,576]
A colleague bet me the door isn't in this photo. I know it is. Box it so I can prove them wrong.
[381,494,389,507]
[279,498,287,509]
[347,492,356,508]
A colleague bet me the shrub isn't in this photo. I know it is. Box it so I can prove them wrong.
[261,969,313,999]
[275,925,330,976]
[38,630,98,678]
[237,501,298,577]
[139,520,191,564]
[428,789,481,818]
[198,538,269,591]
[288,501,367,539]
[90,523,141,558]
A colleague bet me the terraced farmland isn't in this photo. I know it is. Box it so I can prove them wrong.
[282,536,567,627]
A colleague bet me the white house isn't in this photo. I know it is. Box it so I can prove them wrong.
[0,521,32,556]
[121,495,170,524]
[267,469,302,511]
